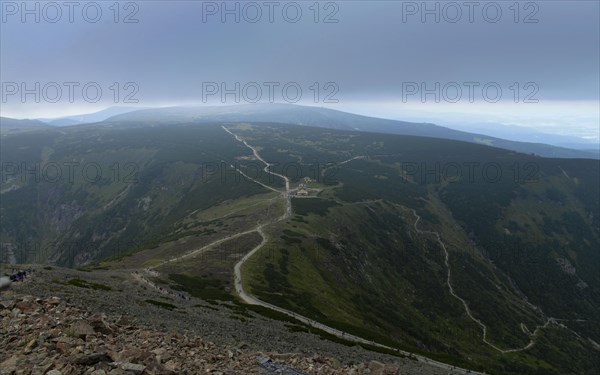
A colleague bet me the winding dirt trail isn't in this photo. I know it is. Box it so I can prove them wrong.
[222,128,486,375]
[410,209,553,353]
[132,129,488,374]
[222,126,290,193]
[130,129,595,371]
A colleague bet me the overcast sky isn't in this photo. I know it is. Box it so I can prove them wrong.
[1,0,598,139]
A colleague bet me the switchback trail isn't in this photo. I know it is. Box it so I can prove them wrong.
[409,208,554,353]
[222,129,486,375]
[132,129,486,374]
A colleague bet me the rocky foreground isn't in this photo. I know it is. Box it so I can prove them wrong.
[0,266,463,374]
[0,294,426,375]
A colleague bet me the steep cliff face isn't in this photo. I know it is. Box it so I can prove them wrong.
[51,203,85,232]
[0,124,266,267]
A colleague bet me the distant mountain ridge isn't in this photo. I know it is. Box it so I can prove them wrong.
[3,104,597,158]
[107,104,599,159]
[0,117,51,134]
[37,106,148,126]
[433,121,599,150]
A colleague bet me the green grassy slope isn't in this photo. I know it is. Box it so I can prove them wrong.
[234,123,599,374]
